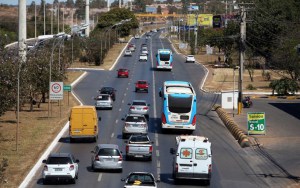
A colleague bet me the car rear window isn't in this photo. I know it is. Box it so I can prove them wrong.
[97,95,109,100]
[126,116,146,122]
[130,135,149,142]
[98,148,120,156]
[138,81,147,84]
[127,174,154,185]
[132,102,146,106]
[47,157,72,164]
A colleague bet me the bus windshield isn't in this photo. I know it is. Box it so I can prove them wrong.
[168,95,192,113]
[160,54,170,61]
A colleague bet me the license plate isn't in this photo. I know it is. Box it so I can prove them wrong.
[137,108,142,110]
[54,168,62,171]
[74,130,81,133]
[135,155,143,158]
[175,126,183,128]
[104,158,113,161]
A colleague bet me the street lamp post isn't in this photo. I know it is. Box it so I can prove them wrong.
[233,66,240,117]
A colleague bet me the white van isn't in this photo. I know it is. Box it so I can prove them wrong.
[170,135,212,184]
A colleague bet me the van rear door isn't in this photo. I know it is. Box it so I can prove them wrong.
[193,144,211,179]
[71,107,97,137]
[177,147,194,178]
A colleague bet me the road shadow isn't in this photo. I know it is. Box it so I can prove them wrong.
[37,178,75,185]
[160,173,209,186]
[86,166,122,173]
[58,136,96,144]
[269,102,300,120]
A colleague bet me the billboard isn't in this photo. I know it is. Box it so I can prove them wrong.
[188,5,199,11]
[187,14,213,27]
[146,6,157,13]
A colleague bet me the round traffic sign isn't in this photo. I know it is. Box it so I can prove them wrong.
[51,83,62,93]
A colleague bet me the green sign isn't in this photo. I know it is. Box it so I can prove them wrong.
[63,85,71,92]
[247,112,266,135]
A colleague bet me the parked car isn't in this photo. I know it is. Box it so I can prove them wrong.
[42,153,79,184]
[95,94,113,110]
[139,53,148,61]
[122,114,148,139]
[135,80,149,93]
[91,144,123,172]
[122,172,159,188]
[100,87,116,101]
[124,50,132,56]
[128,100,150,119]
[117,68,129,78]
[186,55,195,63]
[125,134,153,161]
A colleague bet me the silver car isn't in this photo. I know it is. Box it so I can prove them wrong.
[95,94,113,110]
[128,100,150,120]
[122,114,148,139]
[91,144,123,172]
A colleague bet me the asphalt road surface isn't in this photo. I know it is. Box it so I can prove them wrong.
[26,31,297,188]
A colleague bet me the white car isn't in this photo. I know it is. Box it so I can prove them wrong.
[95,94,113,110]
[124,50,132,56]
[186,55,195,63]
[42,153,79,184]
[135,34,140,39]
[139,54,148,61]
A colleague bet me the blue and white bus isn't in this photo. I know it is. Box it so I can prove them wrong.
[156,49,173,70]
[159,81,197,132]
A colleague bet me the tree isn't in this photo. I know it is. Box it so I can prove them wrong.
[28,1,36,14]
[65,0,74,8]
[167,0,174,5]
[168,6,177,14]
[157,6,162,14]
[75,0,85,18]
[39,0,45,16]
[134,0,146,12]
[90,0,106,8]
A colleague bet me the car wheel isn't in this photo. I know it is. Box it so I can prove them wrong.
[122,133,127,139]
[94,135,98,142]
[76,172,79,179]
[135,88,138,92]
[148,156,152,161]
[71,178,76,184]
[70,137,74,143]
[43,179,49,185]
[174,177,180,185]
[146,90,148,93]
[119,168,123,173]
[91,163,95,172]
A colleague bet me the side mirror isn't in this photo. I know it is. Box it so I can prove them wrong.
[124,140,128,143]
[128,103,131,105]
[75,159,80,163]
[156,179,161,183]
[42,159,47,163]
[159,91,162,97]
[170,148,176,154]
[151,141,154,144]
[98,117,101,121]
[121,118,125,121]
[91,151,95,153]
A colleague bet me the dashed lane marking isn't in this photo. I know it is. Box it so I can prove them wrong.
[111,133,114,138]
[97,173,102,182]
[156,150,160,157]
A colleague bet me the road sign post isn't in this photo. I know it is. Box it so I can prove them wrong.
[63,85,71,106]
[247,112,266,135]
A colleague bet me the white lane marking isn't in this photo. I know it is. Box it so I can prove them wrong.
[150,36,157,119]
[156,150,160,157]
[111,133,114,138]
[157,160,160,168]
[124,93,127,96]
[115,119,118,124]
[126,87,129,90]
[156,139,159,147]
[157,167,161,181]
[122,100,124,103]
[98,173,102,182]
[119,108,122,111]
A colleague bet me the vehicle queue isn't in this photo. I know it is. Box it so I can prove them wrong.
[41,30,212,187]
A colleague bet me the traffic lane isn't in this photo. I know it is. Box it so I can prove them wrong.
[236,99,300,177]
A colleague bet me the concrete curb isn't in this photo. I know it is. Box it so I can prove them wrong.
[109,37,134,71]
[213,105,251,148]
[18,72,87,188]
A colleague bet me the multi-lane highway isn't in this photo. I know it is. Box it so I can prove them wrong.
[26,31,296,188]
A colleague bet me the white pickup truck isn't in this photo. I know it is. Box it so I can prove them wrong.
[125,134,153,161]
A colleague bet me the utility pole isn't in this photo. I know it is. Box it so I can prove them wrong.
[63,6,65,32]
[85,0,90,36]
[238,5,246,114]
[44,1,46,35]
[58,3,60,33]
[119,0,121,8]
[107,0,110,11]
[35,1,36,38]
[51,3,53,34]
[194,12,199,53]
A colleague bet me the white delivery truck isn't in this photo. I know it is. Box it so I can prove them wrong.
[170,135,212,185]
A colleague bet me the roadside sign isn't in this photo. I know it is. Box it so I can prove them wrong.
[50,82,63,100]
[247,112,266,135]
[63,85,71,92]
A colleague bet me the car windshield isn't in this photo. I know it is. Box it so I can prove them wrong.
[160,54,170,61]
[101,88,113,93]
[97,95,109,100]
[97,148,120,156]
[127,174,155,185]
[141,54,147,57]
[126,116,146,122]
[132,101,146,106]
[119,69,127,72]
[188,55,194,58]
[47,157,72,164]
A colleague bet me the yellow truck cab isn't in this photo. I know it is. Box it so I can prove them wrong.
[69,106,100,142]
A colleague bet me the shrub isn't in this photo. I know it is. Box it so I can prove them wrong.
[269,78,299,95]
[0,158,8,184]
[262,71,271,81]
[246,84,257,90]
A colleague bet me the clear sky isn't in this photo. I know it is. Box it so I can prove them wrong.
[0,0,67,5]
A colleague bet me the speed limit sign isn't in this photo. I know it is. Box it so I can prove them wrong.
[50,82,63,100]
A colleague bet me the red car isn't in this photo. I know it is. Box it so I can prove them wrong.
[135,80,149,93]
[117,69,129,78]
